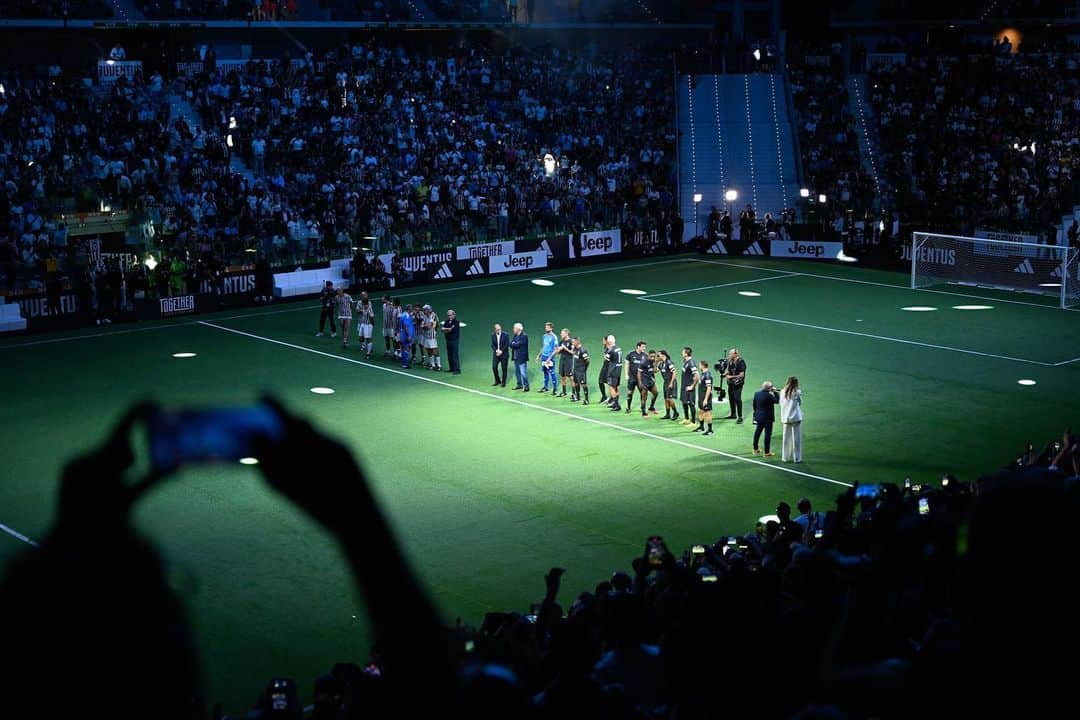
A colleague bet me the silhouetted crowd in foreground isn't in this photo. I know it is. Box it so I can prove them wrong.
[1,399,1074,719]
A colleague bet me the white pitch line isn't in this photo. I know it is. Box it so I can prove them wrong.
[691,258,1080,311]
[638,296,1058,366]
[198,320,852,488]
[642,272,799,298]
[1054,356,1080,366]
[0,258,695,350]
[0,522,39,547]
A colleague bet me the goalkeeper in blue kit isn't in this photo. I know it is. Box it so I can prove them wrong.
[399,304,416,369]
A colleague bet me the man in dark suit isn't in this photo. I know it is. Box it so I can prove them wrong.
[509,322,530,391]
[752,381,780,457]
[441,309,461,375]
[491,322,510,386]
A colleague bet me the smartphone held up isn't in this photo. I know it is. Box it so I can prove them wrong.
[148,405,285,473]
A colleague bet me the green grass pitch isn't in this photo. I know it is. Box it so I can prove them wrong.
[1,255,1077,709]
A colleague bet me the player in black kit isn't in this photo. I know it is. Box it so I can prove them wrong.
[695,359,715,435]
[624,341,648,414]
[604,335,623,411]
[552,328,574,398]
[636,349,660,416]
[680,346,700,426]
[597,334,610,404]
[570,336,590,404]
[657,350,680,421]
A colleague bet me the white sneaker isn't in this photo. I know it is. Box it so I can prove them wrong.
[316,332,323,337]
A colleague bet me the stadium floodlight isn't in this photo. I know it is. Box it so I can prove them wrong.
[725,189,738,202]
[818,194,827,203]
[910,231,1080,309]
[693,193,703,203]
[144,254,158,271]
[799,188,810,198]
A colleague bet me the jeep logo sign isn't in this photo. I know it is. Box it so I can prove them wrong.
[772,240,843,260]
[489,250,548,275]
[572,229,622,258]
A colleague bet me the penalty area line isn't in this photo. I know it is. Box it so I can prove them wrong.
[641,272,799,298]
[638,297,1058,367]
[198,320,852,489]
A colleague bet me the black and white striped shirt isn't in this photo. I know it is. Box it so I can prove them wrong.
[356,300,375,324]
[337,294,353,319]
[422,311,439,340]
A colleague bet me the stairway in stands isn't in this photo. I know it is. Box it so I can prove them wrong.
[847,74,885,210]
[677,73,799,240]
[167,90,256,184]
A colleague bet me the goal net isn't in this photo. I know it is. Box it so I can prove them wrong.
[909,232,1080,308]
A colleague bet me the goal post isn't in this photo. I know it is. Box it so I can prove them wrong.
[909,231,1080,308]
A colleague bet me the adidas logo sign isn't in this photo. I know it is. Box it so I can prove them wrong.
[1051,265,1063,278]
[1013,259,1034,274]
[465,260,484,276]
[706,240,727,255]
[744,242,764,256]
[434,263,453,280]
[538,239,554,259]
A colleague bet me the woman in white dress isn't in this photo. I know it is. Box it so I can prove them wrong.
[779,376,803,463]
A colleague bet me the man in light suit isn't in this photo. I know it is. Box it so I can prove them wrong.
[752,381,780,457]
[491,323,510,387]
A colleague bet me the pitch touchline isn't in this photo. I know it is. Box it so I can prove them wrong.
[639,296,1057,366]
[642,272,799,298]
[198,320,852,488]
[0,258,695,350]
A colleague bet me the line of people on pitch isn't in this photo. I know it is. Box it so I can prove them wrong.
[315,281,461,373]
[490,324,805,461]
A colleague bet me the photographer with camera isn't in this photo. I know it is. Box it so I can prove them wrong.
[723,348,747,423]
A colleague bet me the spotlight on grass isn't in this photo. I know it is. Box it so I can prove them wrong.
[239,457,259,465]
[531,279,555,287]
[310,387,336,395]
[172,352,197,358]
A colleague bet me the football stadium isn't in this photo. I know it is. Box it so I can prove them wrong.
[1,2,1077,718]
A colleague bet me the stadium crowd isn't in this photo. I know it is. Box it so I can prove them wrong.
[137,1,300,21]
[0,398,1072,719]
[865,42,1080,237]
[188,43,675,254]
[787,43,876,219]
[0,41,675,296]
[0,0,113,19]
